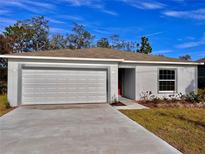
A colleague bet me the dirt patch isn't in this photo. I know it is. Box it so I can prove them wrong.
[111,102,126,106]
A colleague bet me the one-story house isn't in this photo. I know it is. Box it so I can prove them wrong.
[0,48,203,107]
[197,58,205,88]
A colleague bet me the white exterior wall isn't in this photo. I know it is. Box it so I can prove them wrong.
[8,61,19,107]
[110,65,118,101]
[135,64,198,100]
[8,59,118,106]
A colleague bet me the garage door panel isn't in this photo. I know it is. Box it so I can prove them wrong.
[23,82,106,86]
[23,70,105,75]
[22,68,107,104]
[23,92,106,97]
[23,88,106,93]
[23,83,106,88]
[23,84,106,90]
[23,96,106,101]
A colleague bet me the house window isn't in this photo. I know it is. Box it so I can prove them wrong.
[158,69,176,92]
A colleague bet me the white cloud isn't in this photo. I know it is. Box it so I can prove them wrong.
[90,25,142,38]
[0,0,55,13]
[93,28,111,35]
[0,10,10,15]
[62,0,118,16]
[46,18,65,24]
[0,17,16,25]
[102,10,118,16]
[138,2,165,9]
[63,0,102,8]
[0,1,23,7]
[56,15,84,22]
[50,27,70,34]
[176,41,205,48]
[144,31,163,37]
[163,9,205,21]
[64,15,83,21]
[172,0,185,2]
[24,1,54,10]
[120,0,165,10]
[176,34,205,49]
[185,36,195,41]
[0,17,16,32]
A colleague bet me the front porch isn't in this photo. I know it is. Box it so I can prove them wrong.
[113,96,148,110]
[116,68,148,110]
[118,68,136,100]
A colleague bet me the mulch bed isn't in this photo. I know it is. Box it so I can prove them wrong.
[137,100,205,108]
[111,102,126,106]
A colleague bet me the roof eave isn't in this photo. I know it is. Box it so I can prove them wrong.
[0,55,203,65]
[0,55,124,62]
[123,60,203,65]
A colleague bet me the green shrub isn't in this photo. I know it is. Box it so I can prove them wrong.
[184,91,199,103]
[198,89,205,102]
[0,95,10,111]
[0,82,7,94]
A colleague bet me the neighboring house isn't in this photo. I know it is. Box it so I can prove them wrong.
[197,58,205,88]
[0,48,203,107]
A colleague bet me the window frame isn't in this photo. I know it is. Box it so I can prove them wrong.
[158,68,177,93]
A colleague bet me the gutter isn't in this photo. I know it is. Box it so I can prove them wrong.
[0,55,203,65]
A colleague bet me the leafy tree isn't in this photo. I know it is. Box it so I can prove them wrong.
[96,38,110,48]
[136,43,140,52]
[0,34,15,91]
[3,16,49,53]
[179,54,191,61]
[3,25,34,53]
[18,16,49,51]
[123,41,136,52]
[0,34,15,54]
[0,16,49,88]
[109,34,137,52]
[138,36,152,54]
[49,34,66,49]
[0,58,7,69]
[67,23,94,49]
[110,34,124,50]
[0,34,17,69]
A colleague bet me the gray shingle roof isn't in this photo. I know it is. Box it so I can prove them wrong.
[11,48,191,63]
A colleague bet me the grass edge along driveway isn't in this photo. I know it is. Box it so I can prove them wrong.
[0,95,13,117]
[120,108,205,154]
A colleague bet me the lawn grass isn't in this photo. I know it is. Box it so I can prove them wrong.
[0,95,12,116]
[120,108,205,154]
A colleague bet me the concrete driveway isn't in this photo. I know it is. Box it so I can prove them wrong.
[0,104,181,154]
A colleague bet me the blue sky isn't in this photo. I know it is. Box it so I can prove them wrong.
[0,0,205,60]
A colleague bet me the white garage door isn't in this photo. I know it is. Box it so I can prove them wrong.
[22,68,107,105]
